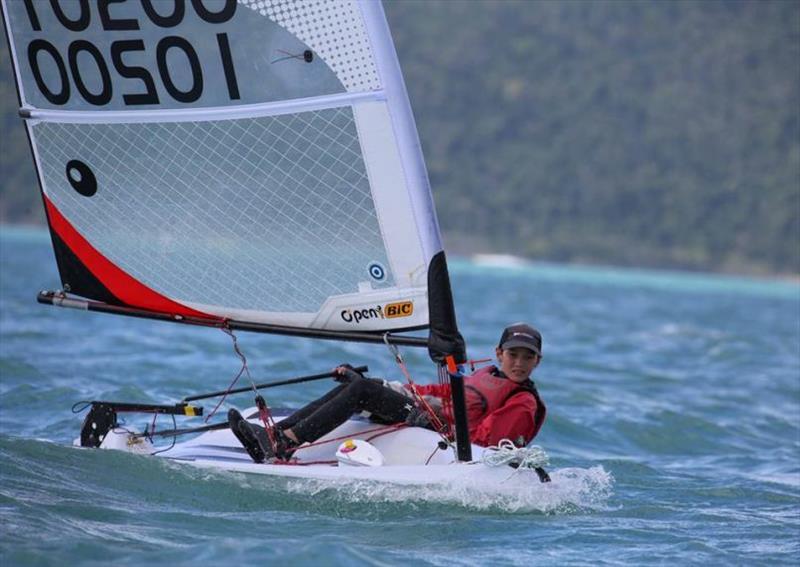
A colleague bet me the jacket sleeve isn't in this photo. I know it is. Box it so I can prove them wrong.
[471,391,539,447]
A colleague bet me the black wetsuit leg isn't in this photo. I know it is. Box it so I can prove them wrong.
[287,378,414,443]
[274,382,350,432]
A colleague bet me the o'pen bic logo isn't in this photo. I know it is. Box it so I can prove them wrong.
[384,301,413,319]
[340,301,413,324]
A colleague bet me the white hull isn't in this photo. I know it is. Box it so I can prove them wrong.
[88,408,548,486]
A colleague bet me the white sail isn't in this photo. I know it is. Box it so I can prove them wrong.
[2,0,444,333]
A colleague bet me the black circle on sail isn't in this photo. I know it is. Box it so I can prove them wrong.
[66,160,97,197]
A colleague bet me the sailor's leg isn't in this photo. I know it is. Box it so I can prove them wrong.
[274,383,349,431]
[232,382,358,462]
[357,383,416,424]
[289,378,409,443]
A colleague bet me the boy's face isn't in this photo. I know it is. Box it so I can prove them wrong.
[495,346,540,383]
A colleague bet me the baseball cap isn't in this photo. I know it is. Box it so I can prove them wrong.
[498,323,542,356]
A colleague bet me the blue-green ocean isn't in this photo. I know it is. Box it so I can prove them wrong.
[1,226,798,566]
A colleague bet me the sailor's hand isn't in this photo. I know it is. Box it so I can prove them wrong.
[404,406,433,428]
[333,364,363,383]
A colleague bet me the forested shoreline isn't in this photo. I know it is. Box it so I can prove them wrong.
[2,0,798,276]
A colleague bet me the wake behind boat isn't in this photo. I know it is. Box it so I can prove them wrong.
[3,0,551,489]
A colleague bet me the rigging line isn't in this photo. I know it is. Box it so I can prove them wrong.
[425,443,444,465]
[149,414,178,456]
[225,325,279,452]
[71,401,93,414]
[482,439,550,482]
[437,364,453,430]
[468,358,492,373]
[278,423,406,459]
[205,323,257,423]
[364,423,407,444]
[206,324,279,454]
[255,393,279,455]
[382,334,451,445]
[149,411,159,439]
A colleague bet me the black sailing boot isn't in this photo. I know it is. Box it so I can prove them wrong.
[228,409,273,463]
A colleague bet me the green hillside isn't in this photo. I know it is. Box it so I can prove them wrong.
[2,0,798,276]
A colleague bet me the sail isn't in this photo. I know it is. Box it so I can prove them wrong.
[2,0,461,348]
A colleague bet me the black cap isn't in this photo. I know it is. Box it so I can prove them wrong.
[498,323,542,356]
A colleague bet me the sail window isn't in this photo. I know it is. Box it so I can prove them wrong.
[65,160,97,197]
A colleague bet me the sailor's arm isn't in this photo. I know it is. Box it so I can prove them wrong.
[405,382,451,398]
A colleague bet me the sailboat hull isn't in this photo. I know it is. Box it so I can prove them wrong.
[83,409,545,486]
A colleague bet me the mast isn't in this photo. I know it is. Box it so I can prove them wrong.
[427,251,470,461]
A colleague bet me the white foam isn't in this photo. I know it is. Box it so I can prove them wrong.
[285,465,614,514]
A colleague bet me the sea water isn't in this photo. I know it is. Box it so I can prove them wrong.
[1,226,798,565]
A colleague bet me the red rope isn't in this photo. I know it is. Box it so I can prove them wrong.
[364,423,407,443]
[256,395,279,453]
[295,423,405,451]
[437,365,454,432]
[276,422,444,468]
[383,337,451,444]
[266,423,407,466]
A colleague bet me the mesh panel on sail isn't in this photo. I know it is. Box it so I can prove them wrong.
[34,107,393,313]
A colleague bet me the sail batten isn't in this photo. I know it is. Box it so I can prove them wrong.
[19,90,388,124]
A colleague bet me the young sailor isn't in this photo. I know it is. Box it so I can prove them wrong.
[229,323,547,463]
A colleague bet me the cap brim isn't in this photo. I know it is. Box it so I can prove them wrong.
[501,339,541,355]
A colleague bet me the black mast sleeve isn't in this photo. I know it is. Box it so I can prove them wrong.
[426,251,466,364]
[448,370,473,461]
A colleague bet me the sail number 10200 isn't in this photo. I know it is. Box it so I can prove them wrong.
[22,0,241,106]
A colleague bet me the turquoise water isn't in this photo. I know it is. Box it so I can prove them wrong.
[1,225,798,565]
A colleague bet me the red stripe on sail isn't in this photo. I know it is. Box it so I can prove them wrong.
[45,197,218,320]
